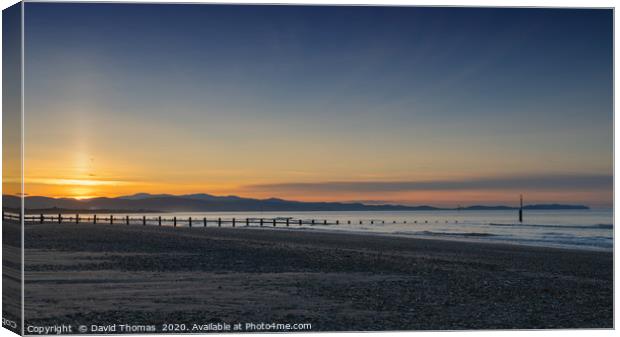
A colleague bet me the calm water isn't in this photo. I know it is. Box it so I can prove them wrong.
[112,209,613,251]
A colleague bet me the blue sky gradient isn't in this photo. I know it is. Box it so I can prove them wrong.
[22,4,613,206]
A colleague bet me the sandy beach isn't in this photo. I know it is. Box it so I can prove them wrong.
[19,222,612,332]
[3,220,22,334]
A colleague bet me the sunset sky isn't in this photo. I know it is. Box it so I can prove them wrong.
[18,4,613,207]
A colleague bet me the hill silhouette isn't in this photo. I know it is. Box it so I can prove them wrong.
[2,193,589,213]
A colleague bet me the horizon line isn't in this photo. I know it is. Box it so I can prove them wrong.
[1,193,598,209]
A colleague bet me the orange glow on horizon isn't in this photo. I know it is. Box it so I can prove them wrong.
[19,108,612,208]
[18,176,613,208]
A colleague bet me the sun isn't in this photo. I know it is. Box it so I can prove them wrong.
[68,186,96,200]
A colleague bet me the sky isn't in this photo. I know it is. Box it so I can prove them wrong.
[3,3,22,199]
[18,4,613,207]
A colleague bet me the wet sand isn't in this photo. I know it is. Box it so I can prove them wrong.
[22,222,612,331]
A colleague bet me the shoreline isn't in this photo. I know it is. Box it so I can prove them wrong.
[24,220,613,255]
[252,225,614,253]
[21,222,613,330]
[21,216,613,253]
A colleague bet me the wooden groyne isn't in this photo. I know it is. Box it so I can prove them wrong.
[2,211,462,227]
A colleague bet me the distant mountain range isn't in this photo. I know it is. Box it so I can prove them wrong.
[2,193,589,213]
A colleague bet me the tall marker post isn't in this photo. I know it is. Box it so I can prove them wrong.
[519,195,523,223]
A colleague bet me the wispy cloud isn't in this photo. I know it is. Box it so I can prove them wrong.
[245,174,612,193]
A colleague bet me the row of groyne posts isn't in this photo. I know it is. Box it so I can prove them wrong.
[2,211,462,227]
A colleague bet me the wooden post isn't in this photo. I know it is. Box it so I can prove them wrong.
[232,218,236,227]
[110,215,113,224]
[299,219,302,226]
[126,215,129,225]
[286,218,289,227]
[158,216,162,226]
[189,217,192,228]
[204,217,207,227]
[58,214,62,224]
[142,216,145,226]
[359,220,362,224]
[218,217,221,227]
[273,219,276,227]
[323,220,327,225]
[260,219,263,227]
[348,220,351,224]
[76,214,79,224]
[519,194,523,223]
[94,214,97,224]
[311,219,315,225]
[246,218,249,227]
[174,217,177,227]
[40,214,44,224]
[336,220,339,225]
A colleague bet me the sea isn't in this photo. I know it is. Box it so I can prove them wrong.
[114,209,613,252]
